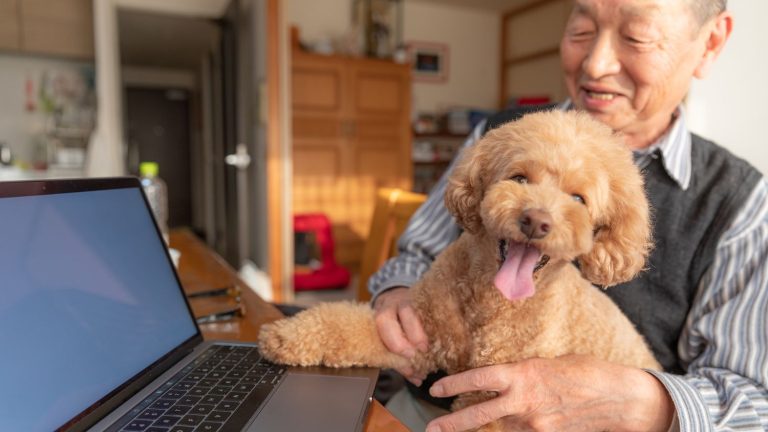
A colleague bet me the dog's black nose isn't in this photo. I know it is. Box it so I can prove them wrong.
[519,209,552,239]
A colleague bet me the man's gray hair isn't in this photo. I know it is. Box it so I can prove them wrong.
[690,0,727,24]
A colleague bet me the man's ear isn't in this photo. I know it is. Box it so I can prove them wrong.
[694,11,733,79]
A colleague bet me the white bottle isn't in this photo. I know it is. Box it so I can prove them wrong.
[139,161,169,244]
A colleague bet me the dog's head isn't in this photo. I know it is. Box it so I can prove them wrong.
[445,111,651,299]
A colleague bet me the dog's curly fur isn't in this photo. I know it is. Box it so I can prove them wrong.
[259,111,660,431]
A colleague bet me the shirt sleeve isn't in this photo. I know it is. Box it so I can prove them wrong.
[367,122,486,302]
[649,177,768,431]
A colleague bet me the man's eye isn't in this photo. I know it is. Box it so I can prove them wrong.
[626,36,650,44]
[623,30,656,45]
[572,194,586,205]
[570,31,595,40]
[510,175,528,184]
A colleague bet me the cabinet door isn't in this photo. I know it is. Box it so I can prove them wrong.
[0,0,20,51]
[349,60,412,193]
[292,54,354,250]
[345,61,411,268]
[292,54,347,117]
[20,0,94,58]
[291,54,412,272]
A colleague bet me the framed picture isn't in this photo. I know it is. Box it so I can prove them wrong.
[408,41,449,83]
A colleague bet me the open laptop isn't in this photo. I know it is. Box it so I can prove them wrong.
[0,177,379,432]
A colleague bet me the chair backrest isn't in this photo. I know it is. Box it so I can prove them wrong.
[358,188,427,301]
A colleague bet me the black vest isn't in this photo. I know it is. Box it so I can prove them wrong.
[410,108,762,408]
[606,135,761,372]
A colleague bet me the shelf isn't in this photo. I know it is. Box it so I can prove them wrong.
[46,127,92,140]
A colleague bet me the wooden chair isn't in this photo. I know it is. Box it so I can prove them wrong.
[358,188,427,302]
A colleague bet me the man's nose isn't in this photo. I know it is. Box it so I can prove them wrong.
[582,34,621,78]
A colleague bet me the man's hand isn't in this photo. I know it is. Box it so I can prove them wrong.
[372,287,429,385]
[425,355,675,432]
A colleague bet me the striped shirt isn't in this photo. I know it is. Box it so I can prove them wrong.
[368,104,768,431]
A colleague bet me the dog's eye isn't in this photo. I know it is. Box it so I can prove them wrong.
[572,194,586,205]
[510,175,528,184]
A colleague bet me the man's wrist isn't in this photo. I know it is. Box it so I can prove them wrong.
[646,370,711,432]
[666,410,679,432]
[370,279,416,306]
[371,285,409,309]
[635,369,676,432]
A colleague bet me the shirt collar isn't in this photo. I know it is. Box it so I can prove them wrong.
[561,100,692,190]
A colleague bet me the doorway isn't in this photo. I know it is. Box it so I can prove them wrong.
[97,0,287,301]
[125,87,193,228]
[118,3,256,266]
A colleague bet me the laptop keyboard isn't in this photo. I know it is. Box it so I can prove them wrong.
[109,345,286,432]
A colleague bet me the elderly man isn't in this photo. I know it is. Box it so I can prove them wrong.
[369,0,768,430]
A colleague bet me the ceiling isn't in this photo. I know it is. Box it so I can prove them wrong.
[405,0,539,12]
[118,10,219,70]
[118,0,542,69]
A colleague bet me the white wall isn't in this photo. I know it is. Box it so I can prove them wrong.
[403,2,499,114]
[687,0,768,175]
[284,0,351,43]
[284,0,500,114]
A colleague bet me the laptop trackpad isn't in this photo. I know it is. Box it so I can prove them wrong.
[246,373,372,432]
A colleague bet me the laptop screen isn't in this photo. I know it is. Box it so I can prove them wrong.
[0,184,198,431]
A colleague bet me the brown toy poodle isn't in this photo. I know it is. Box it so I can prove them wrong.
[259,110,660,430]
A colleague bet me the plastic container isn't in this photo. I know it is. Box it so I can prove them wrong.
[139,161,169,244]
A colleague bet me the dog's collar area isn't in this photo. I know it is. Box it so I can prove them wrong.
[498,239,549,273]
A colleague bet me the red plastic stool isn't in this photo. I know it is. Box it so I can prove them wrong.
[293,213,351,291]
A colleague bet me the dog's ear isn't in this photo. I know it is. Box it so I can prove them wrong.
[444,144,488,234]
[578,172,652,287]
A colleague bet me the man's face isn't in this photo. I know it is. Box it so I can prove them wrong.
[560,0,711,146]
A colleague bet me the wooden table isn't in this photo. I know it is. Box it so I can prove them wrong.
[169,229,407,432]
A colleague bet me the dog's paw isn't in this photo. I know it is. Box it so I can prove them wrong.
[257,318,324,366]
[257,301,397,369]
[256,321,286,362]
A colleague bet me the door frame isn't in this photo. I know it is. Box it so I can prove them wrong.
[94,0,289,301]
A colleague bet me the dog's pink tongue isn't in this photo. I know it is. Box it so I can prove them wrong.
[494,242,541,301]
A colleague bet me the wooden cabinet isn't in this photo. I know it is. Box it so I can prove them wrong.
[0,0,93,59]
[291,51,412,272]
[0,0,20,50]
